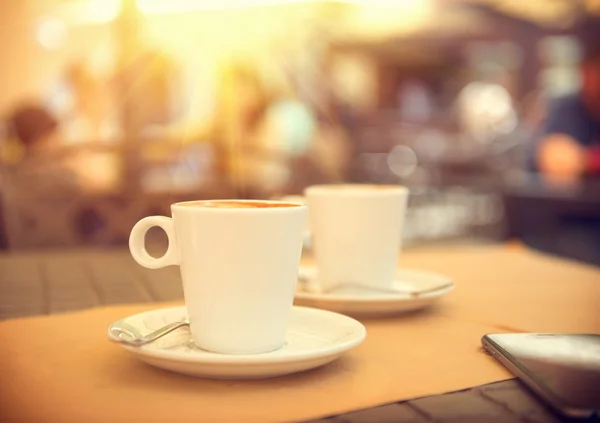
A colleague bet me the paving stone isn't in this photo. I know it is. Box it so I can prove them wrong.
[437,416,523,423]
[0,303,44,319]
[49,301,100,314]
[338,403,426,423]
[0,284,43,297]
[44,260,99,312]
[481,380,563,423]
[0,258,42,286]
[410,390,507,420]
[86,256,152,304]
[138,266,183,302]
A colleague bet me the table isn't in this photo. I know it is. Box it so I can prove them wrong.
[504,177,600,266]
[1,246,599,423]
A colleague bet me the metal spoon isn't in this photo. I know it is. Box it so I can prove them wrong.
[297,275,452,297]
[108,320,189,346]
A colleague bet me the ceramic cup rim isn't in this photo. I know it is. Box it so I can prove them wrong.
[171,199,307,213]
[305,184,408,197]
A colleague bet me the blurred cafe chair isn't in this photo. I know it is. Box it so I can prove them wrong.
[0,166,81,248]
[0,165,175,250]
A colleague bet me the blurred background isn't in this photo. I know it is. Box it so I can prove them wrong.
[0,0,599,265]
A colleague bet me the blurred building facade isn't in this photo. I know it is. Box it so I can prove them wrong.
[0,0,599,261]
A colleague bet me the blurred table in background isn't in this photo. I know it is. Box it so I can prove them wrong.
[504,176,600,266]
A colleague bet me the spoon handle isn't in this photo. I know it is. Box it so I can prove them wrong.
[298,276,452,296]
[111,321,190,346]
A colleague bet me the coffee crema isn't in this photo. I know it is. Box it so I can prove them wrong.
[325,184,401,190]
[180,200,300,209]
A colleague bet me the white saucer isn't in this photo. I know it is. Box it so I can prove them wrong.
[108,306,365,379]
[294,265,454,317]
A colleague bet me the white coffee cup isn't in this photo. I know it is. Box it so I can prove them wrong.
[305,184,408,292]
[129,199,307,355]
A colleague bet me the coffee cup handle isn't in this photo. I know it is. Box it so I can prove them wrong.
[129,216,180,269]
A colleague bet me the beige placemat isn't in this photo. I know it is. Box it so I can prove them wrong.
[398,245,600,333]
[1,246,599,423]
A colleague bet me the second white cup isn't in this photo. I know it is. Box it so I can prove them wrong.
[305,184,408,292]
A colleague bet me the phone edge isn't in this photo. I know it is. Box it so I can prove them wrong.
[481,334,596,419]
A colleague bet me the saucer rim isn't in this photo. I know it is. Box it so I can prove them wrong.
[109,305,366,365]
[296,265,455,302]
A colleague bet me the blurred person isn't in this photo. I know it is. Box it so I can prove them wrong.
[49,62,118,144]
[309,99,353,183]
[8,104,60,154]
[532,19,600,180]
[521,90,548,135]
[6,103,115,195]
[3,103,120,245]
[209,60,316,198]
[5,103,79,194]
[517,18,600,266]
[114,49,184,136]
[47,62,122,192]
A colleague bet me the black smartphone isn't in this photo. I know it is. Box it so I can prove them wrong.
[482,333,600,419]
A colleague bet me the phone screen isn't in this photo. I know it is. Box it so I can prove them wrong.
[484,334,600,412]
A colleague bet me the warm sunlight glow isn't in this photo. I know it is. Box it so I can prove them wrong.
[137,0,430,14]
[56,0,122,25]
[338,0,433,40]
[137,0,311,13]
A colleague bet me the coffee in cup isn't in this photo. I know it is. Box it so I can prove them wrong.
[181,200,299,209]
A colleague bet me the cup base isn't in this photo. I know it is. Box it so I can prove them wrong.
[187,340,287,356]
